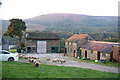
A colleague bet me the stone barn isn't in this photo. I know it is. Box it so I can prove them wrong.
[65,34,94,57]
[80,41,120,61]
[26,32,60,53]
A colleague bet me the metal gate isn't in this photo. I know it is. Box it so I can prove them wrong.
[37,41,46,53]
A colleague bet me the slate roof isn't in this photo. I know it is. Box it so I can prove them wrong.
[81,41,120,53]
[26,32,60,40]
[66,34,94,42]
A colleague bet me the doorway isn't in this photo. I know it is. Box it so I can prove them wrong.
[80,50,82,56]
[51,47,59,53]
[73,50,76,57]
[85,50,87,58]
[97,51,101,60]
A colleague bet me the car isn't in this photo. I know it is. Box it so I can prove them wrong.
[0,50,19,61]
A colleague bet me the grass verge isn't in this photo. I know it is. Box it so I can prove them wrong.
[2,61,119,78]
[71,57,120,67]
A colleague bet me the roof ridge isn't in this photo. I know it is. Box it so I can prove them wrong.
[66,34,88,41]
[89,41,119,44]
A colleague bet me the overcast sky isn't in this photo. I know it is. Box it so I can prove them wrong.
[0,0,119,20]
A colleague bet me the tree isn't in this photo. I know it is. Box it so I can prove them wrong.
[0,1,2,6]
[6,19,27,49]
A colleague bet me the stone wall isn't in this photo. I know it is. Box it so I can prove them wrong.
[26,40,36,47]
[65,42,77,57]
[113,46,120,62]
[81,48,97,60]
[47,40,60,53]
[26,39,60,53]
[80,48,110,60]
[65,39,88,57]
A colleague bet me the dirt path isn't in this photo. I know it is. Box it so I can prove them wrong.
[18,53,119,74]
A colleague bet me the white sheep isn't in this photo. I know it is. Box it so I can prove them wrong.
[35,61,41,67]
[23,56,30,59]
[34,59,40,63]
[27,58,34,63]
[59,59,66,64]
[52,58,59,62]
[46,58,50,61]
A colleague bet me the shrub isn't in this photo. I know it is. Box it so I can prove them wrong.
[8,49,17,53]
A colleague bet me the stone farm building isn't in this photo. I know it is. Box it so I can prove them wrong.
[65,34,94,57]
[80,41,119,61]
[65,34,120,61]
[26,32,60,53]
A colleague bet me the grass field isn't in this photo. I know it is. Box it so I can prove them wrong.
[2,61,119,78]
[71,57,120,67]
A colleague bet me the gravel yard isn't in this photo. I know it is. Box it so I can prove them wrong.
[18,53,119,74]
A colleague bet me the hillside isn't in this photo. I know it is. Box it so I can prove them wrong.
[2,13,117,32]
[25,13,117,32]
[1,13,118,41]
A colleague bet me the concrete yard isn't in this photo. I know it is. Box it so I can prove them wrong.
[18,53,119,74]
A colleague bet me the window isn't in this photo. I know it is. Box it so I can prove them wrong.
[2,51,10,54]
[32,47,36,50]
[80,50,81,53]
[69,48,71,52]
[69,42,71,46]
[52,47,55,50]
[91,50,93,54]
[71,42,73,46]
[68,42,69,46]
[80,50,82,56]
[71,48,72,52]
[65,42,68,46]
[102,53,106,57]
[73,43,77,47]
[67,47,69,52]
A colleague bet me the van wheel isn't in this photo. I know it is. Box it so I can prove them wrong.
[8,57,14,61]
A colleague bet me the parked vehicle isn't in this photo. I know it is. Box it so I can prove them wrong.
[0,50,18,61]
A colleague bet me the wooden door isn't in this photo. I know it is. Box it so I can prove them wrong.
[37,41,46,53]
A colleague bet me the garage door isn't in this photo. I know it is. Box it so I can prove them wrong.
[37,41,47,53]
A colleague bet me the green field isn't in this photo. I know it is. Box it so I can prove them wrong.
[2,61,119,78]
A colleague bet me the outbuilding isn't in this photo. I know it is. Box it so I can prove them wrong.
[80,41,119,61]
[26,32,60,53]
[112,45,120,62]
[65,34,94,57]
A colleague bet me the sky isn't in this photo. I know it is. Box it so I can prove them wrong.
[0,0,119,20]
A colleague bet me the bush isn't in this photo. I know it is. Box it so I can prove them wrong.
[8,49,17,53]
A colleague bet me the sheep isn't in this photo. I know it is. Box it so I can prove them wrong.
[59,59,66,64]
[52,58,66,63]
[28,57,39,59]
[23,56,29,59]
[52,58,59,62]
[33,57,39,59]
[34,61,41,67]
[34,59,40,63]
[46,58,50,61]
[27,58,40,64]
[27,58,34,63]
[22,54,25,56]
